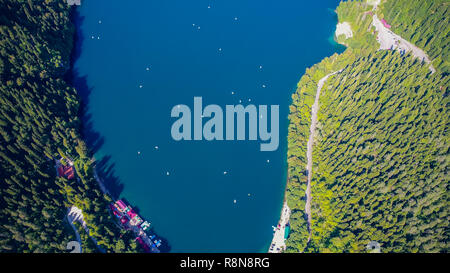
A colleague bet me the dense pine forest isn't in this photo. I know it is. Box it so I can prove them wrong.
[0,0,141,252]
[0,0,447,254]
[286,0,449,252]
[381,0,449,74]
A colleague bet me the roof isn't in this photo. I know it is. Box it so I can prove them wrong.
[381,18,391,28]
[127,209,137,218]
[116,200,127,210]
[57,165,75,180]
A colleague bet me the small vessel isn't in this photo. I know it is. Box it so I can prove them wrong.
[141,221,151,231]
[109,199,161,252]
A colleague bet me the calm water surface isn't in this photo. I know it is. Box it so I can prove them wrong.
[74,0,344,252]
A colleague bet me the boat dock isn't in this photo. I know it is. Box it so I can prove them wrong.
[110,199,162,253]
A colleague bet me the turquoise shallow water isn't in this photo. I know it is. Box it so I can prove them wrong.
[74,0,344,252]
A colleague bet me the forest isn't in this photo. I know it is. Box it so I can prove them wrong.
[0,0,447,254]
[0,0,142,252]
[285,0,448,252]
[381,0,449,74]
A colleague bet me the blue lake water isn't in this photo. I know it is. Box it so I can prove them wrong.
[74,0,344,252]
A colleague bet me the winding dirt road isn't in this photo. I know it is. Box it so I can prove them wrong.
[305,70,342,241]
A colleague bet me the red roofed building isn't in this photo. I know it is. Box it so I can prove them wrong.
[116,200,127,211]
[58,165,75,180]
[381,18,391,29]
[127,209,137,219]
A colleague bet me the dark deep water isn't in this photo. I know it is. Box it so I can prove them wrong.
[73,0,344,252]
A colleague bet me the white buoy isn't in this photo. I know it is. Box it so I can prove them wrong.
[137,151,141,154]
[91,36,94,39]
[234,17,238,21]
[259,65,263,69]
[234,199,237,204]
[166,171,170,176]
[262,84,266,88]
[223,171,227,175]
[146,67,150,71]
[239,99,242,103]
[198,26,201,30]
[208,5,211,9]
[97,36,100,40]
[218,48,222,52]
[248,99,251,102]
[155,146,159,150]
[231,91,235,95]
[139,85,143,88]
[99,20,102,24]
[267,159,270,163]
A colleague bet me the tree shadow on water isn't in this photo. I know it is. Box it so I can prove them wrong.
[67,9,124,199]
[95,155,124,200]
[66,8,171,252]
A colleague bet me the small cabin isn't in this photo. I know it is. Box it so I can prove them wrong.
[381,19,391,29]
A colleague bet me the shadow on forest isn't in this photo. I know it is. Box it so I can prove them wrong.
[65,8,171,253]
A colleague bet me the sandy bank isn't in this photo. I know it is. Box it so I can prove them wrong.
[335,22,353,40]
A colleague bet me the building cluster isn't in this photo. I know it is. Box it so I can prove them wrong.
[110,200,161,253]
